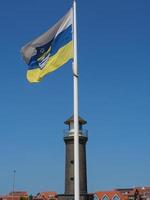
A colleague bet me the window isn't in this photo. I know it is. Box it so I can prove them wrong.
[70,160,74,164]
[79,124,82,130]
[94,194,99,200]
[113,195,120,200]
[102,195,109,200]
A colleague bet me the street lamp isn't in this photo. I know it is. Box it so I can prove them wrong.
[12,170,16,200]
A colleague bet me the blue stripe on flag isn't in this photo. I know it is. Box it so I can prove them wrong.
[28,25,72,70]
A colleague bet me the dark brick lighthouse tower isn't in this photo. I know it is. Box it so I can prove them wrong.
[64,116,88,198]
[58,116,93,200]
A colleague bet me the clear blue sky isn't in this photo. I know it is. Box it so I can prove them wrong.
[0,0,150,196]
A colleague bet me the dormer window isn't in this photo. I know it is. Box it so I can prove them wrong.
[94,194,99,200]
[102,195,109,200]
[112,195,120,200]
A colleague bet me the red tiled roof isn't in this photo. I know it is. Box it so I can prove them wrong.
[1,191,28,200]
[95,191,126,200]
[9,192,28,197]
[135,187,150,193]
[34,192,57,200]
[1,196,23,200]
[131,187,150,196]
[41,192,57,199]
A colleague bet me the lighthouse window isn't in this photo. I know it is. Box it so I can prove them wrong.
[70,160,74,164]
[70,177,74,181]
[79,124,82,130]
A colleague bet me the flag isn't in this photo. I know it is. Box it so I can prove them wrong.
[21,8,73,83]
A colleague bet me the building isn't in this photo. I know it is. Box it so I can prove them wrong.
[0,191,28,200]
[115,187,150,200]
[94,190,126,200]
[94,187,150,200]
[33,192,57,200]
[58,116,93,200]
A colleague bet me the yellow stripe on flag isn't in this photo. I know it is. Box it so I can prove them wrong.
[27,41,73,83]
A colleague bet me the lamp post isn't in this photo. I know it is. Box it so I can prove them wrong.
[12,170,16,200]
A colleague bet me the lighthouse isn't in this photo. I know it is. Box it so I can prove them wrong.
[58,116,93,200]
[65,115,88,200]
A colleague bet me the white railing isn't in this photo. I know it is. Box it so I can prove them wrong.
[63,129,88,137]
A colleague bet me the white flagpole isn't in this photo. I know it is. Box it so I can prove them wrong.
[73,1,80,200]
